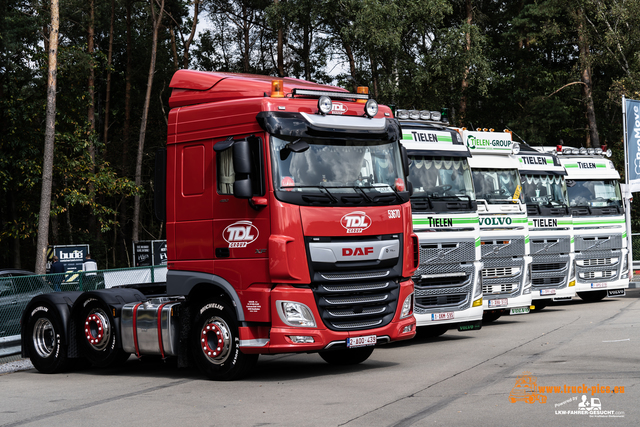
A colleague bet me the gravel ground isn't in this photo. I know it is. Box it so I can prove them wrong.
[0,359,34,375]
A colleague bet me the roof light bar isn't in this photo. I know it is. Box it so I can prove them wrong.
[395,108,445,122]
[292,88,369,100]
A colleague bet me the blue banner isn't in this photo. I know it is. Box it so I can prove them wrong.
[626,98,640,191]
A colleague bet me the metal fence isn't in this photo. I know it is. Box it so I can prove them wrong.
[0,265,166,363]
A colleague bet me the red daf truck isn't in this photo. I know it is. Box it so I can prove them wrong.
[21,70,418,380]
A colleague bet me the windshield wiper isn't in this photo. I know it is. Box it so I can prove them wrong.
[288,185,339,203]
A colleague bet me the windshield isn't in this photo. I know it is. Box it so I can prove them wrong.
[472,168,522,203]
[408,156,475,201]
[521,174,567,207]
[566,179,622,208]
[270,136,405,192]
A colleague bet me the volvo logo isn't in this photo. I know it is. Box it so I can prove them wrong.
[341,211,372,234]
[223,221,259,248]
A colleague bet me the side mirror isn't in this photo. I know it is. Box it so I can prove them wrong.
[234,178,253,199]
[406,180,414,196]
[233,139,252,174]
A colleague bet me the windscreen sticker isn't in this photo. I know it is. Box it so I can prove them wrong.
[512,185,522,203]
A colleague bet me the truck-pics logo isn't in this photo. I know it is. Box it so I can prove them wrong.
[342,247,374,256]
[224,221,259,248]
[341,211,371,233]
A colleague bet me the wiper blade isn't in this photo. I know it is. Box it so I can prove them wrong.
[289,185,339,203]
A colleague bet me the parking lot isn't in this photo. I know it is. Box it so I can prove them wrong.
[1,290,639,426]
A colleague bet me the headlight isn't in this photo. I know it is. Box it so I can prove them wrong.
[276,301,316,327]
[605,149,612,157]
[396,109,409,119]
[318,96,332,115]
[512,142,520,154]
[420,110,430,120]
[595,148,603,155]
[365,99,378,118]
[409,110,420,120]
[430,111,441,121]
[579,147,587,155]
[400,293,414,319]
[587,148,595,155]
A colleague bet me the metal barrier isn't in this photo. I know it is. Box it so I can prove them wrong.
[0,265,167,359]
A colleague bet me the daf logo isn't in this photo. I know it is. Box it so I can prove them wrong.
[342,247,374,256]
[223,221,259,248]
[341,211,371,234]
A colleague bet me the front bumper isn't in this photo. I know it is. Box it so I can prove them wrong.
[238,279,416,354]
[415,304,483,328]
[483,292,532,312]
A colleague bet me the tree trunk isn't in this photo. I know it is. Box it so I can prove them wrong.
[170,25,180,71]
[103,0,115,147]
[87,0,97,236]
[242,4,250,73]
[35,0,59,274]
[344,43,357,92]
[275,0,284,76]
[459,0,472,127]
[182,0,200,68]
[132,0,165,242]
[576,7,599,148]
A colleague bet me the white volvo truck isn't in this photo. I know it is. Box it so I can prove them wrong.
[517,144,576,309]
[549,146,629,301]
[463,129,532,322]
[397,110,483,336]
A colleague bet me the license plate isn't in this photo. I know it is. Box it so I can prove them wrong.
[432,312,454,321]
[540,289,556,296]
[510,307,530,315]
[591,283,607,288]
[347,335,377,348]
[607,289,625,297]
[489,299,508,308]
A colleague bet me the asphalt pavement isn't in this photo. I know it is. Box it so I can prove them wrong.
[1,290,639,426]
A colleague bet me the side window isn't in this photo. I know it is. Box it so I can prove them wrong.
[215,136,264,196]
[0,276,13,297]
[217,148,235,195]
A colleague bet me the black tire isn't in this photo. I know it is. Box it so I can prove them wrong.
[26,308,69,374]
[191,299,258,380]
[578,290,607,302]
[532,300,549,311]
[418,325,449,338]
[319,346,375,365]
[77,298,130,368]
[482,309,503,323]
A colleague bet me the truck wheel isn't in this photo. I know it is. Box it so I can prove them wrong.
[577,291,607,302]
[26,309,69,373]
[191,299,258,380]
[319,347,374,365]
[482,310,503,323]
[78,299,130,368]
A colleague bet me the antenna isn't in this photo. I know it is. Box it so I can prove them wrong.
[505,126,526,144]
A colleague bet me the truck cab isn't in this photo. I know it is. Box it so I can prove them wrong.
[397,110,483,336]
[550,146,629,301]
[517,145,576,307]
[21,71,418,380]
[462,129,532,321]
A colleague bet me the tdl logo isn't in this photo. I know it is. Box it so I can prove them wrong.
[332,103,348,114]
[223,221,259,248]
[341,211,371,234]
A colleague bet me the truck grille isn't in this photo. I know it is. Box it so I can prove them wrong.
[531,237,570,254]
[575,235,622,251]
[481,237,526,259]
[415,294,466,307]
[532,277,563,286]
[532,263,564,272]
[419,241,476,264]
[575,249,621,284]
[313,280,399,331]
[579,271,615,280]
[483,283,517,294]
[482,267,518,278]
